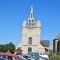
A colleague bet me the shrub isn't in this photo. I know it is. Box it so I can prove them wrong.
[50,55,60,60]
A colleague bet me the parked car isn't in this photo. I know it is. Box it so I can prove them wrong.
[17,55,27,60]
[39,52,49,60]
[23,55,35,60]
[27,52,39,60]
[28,52,49,60]
[0,53,21,60]
[0,57,7,60]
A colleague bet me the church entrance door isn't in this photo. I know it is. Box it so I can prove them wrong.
[28,47,32,52]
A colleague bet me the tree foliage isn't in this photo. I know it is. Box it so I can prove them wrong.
[0,42,15,53]
[0,44,4,52]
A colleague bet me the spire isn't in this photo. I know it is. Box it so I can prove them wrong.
[30,6,34,18]
[28,6,34,22]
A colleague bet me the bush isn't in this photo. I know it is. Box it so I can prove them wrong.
[57,52,60,55]
[50,55,60,60]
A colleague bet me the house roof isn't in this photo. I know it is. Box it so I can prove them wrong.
[55,33,60,39]
[40,40,49,47]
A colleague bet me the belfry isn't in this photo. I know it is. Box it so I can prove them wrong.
[17,6,49,54]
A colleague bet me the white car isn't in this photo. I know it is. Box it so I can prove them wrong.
[39,52,49,60]
[17,55,27,60]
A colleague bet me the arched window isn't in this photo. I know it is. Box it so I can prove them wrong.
[28,47,32,52]
[29,20,31,23]
[32,20,34,22]
[31,14,32,18]
[28,37,32,45]
[29,20,31,25]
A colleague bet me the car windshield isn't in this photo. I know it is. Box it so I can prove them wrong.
[23,55,31,58]
[39,52,46,55]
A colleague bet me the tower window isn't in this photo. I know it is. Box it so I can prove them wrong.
[29,20,31,25]
[31,14,32,18]
[29,20,31,23]
[32,20,34,22]
[32,20,34,23]
[28,37,32,45]
[32,20,34,25]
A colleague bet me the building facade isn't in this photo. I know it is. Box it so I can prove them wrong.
[17,6,49,54]
[53,34,60,53]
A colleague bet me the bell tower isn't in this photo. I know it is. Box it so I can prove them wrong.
[17,6,44,54]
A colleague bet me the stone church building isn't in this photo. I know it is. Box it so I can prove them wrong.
[17,6,49,54]
[53,34,60,53]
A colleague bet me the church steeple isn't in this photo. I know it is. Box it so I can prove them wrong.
[30,6,34,18]
[27,6,35,28]
[28,6,34,22]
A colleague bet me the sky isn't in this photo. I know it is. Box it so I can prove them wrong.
[0,0,60,49]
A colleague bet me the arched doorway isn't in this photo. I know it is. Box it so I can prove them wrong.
[28,47,32,52]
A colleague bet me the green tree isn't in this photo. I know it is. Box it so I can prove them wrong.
[0,44,4,52]
[4,44,9,52]
[49,49,53,57]
[8,42,15,53]
[0,42,15,53]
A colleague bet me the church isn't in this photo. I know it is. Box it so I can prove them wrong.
[53,34,60,54]
[17,6,49,54]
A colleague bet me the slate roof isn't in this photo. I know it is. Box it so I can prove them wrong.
[55,33,60,39]
[40,40,49,47]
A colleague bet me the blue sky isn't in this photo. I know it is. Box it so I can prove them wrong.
[0,0,60,49]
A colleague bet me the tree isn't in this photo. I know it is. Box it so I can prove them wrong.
[0,42,15,53]
[15,47,23,55]
[49,49,53,57]
[0,44,4,52]
[7,42,15,53]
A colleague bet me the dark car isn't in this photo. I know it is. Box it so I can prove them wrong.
[0,53,21,60]
[27,52,39,60]
[23,55,36,60]
[0,57,7,60]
